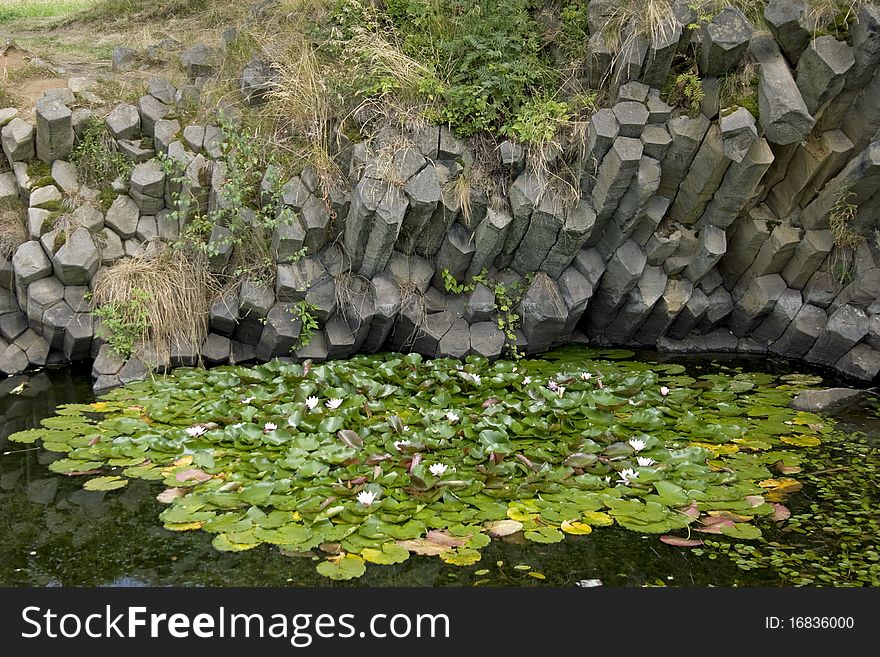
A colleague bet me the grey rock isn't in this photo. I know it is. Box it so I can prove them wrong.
[519,272,568,353]
[469,321,505,359]
[835,344,880,381]
[604,266,668,342]
[52,227,99,285]
[585,32,613,88]
[513,187,566,275]
[130,160,166,198]
[135,215,158,242]
[686,226,727,283]
[438,318,470,358]
[541,199,597,279]
[41,300,75,350]
[847,5,880,89]
[361,275,400,353]
[612,101,649,138]
[796,36,854,115]
[642,19,682,88]
[50,160,79,195]
[325,314,357,359]
[699,7,754,76]
[180,44,222,81]
[209,292,239,336]
[240,57,277,106]
[93,343,125,376]
[305,277,337,324]
[464,283,495,323]
[668,287,709,339]
[770,303,826,357]
[2,118,35,163]
[359,187,407,279]
[105,103,140,141]
[399,165,441,252]
[104,195,139,239]
[781,229,834,289]
[433,222,474,288]
[256,303,301,360]
[0,343,28,374]
[736,221,801,287]
[588,240,646,330]
[697,137,775,229]
[301,194,331,254]
[137,94,171,139]
[558,266,593,335]
[344,176,385,271]
[12,241,51,285]
[720,107,758,163]
[28,185,62,209]
[35,99,73,163]
[640,124,672,160]
[276,255,328,302]
[668,124,730,224]
[753,33,815,145]
[502,171,542,257]
[200,333,231,366]
[239,280,275,319]
[62,312,93,360]
[752,287,803,344]
[153,118,180,153]
[658,114,710,198]
[591,136,643,226]
[97,228,124,263]
[183,125,205,153]
[635,278,693,343]
[0,312,27,341]
[764,0,810,64]
[112,46,137,72]
[791,388,863,413]
[805,304,869,367]
[729,274,787,336]
[573,247,606,289]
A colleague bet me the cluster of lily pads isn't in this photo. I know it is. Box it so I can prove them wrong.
[11,347,832,580]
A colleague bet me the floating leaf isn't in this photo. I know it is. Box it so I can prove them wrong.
[175,469,212,483]
[157,487,186,504]
[660,535,704,547]
[440,548,482,566]
[316,554,366,580]
[781,435,821,447]
[361,543,411,565]
[83,476,127,491]
[524,526,564,544]
[771,503,791,522]
[484,519,523,537]
[560,520,593,535]
[337,429,364,450]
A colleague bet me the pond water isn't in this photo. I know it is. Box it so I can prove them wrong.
[1,349,878,587]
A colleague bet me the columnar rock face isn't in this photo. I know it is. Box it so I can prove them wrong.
[6,6,880,387]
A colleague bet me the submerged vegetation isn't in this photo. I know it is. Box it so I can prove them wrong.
[11,347,863,582]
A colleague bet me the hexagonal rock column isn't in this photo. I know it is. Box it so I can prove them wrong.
[802,141,880,230]
[781,229,834,289]
[764,0,810,65]
[697,137,775,229]
[590,136,643,228]
[657,114,710,199]
[180,44,222,81]
[847,5,880,90]
[668,124,730,225]
[361,274,400,353]
[735,222,801,289]
[105,195,140,240]
[344,176,385,272]
[603,265,668,343]
[512,186,565,276]
[12,241,52,286]
[796,36,854,116]
[129,160,167,214]
[699,7,754,76]
[751,287,803,346]
[432,223,474,288]
[805,304,869,367]
[587,240,646,332]
[642,17,682,88]
[541,200,597,280]
[558,266,594,336]
[729,274,787,337]
[35,99,73,164]
[501,171,542,261]
[52,227,100,285]
[519,272,568,354]
[685,226,727,284]
[667,288,710,340]
[836,344,880,381]
[752,33,815,145]
[769,303,826,358]
[256,303,301,360]
[2,118,35,163]
[634,278,694,344]
[105,103,140,141]
[397,165,441,253]
[467,207,512,279]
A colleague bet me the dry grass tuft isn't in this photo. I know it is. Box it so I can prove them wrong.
[92,245,218,359]
[0,206,27,258]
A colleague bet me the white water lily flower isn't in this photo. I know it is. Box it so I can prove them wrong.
[429,463,448,477]
[394,440,411,451]
[660,386,670,396]
[628,438,647,452]
[628,399,636,405]
[637,456,656,467]
[242,396,255,404]
[547,380,559,392]
[305,396,319,410]
[264,422,277,432]
[186,425,206,437]
[445,411,460,423]
[557,386,566,397]
[617,468,639,485]
[356,490,377,507]
[326,398,343,410]
[287,416,298,427]
[471,373,482,385]
[581,372,592,381]
[522,376,532,385]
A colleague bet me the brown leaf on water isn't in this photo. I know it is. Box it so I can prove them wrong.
[771,503,791,522]
[175,468,212,483]
[484,519,524,537]
[156,487,186,503]
[660,535,704,547]
[774,461,802,475]
[397,531,468,556]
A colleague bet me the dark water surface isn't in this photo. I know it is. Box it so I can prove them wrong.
[1,354,877,587]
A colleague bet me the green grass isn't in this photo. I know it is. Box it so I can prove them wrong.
[0,0,97,24]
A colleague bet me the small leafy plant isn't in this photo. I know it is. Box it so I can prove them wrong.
[93,288,151,359]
